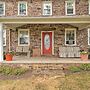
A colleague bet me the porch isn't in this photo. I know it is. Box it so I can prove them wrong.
[0,16,90,62]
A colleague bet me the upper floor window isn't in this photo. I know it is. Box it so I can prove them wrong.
[18,29,30,46]
[43,1,52,16]
[18,1,27,16]
[0,2,5,16]
[65,0,75,15]
[65,28,76,46]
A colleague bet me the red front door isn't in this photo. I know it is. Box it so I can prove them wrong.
[42,32,52,55]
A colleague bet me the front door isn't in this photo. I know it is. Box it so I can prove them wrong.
[42,31,53,55]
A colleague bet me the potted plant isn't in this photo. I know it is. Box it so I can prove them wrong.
[5,51,14,61]
[80,49,88,61]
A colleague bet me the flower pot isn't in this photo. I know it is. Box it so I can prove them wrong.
[80,54,88,61]
[5,54,13,61]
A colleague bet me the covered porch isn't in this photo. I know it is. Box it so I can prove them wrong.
[0,16,90,62]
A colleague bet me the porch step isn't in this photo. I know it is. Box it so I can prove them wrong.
[20,64,65,77]
[20,64,63,70]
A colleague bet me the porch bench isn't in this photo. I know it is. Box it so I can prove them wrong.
[59,46,80,58]
[16,47,30,57]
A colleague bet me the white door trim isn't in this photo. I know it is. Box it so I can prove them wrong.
[41,31,54,55]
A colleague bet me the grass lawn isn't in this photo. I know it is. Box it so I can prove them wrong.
[0,71,90,90]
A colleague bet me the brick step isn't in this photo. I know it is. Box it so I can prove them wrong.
[20,64,64,70]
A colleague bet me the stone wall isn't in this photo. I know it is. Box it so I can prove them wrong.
[77,28,88,51]
[4,24,76,56]
[0,0,89,17]
[4,24,90,57]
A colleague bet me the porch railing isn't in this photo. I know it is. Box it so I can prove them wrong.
[59,46,80,58]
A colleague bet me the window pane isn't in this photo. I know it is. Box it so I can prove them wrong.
[67,9,73,14]
[3,30,6,46]
[0,4,4,15]
[67,1,74,14]
[19,31,29,45]
[19,3,26,15]
[43,3,52,15]
[66,30,75,45]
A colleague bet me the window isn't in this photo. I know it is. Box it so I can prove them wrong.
[65,28,76,45]
[0,2,5,16]
[43,1,52,16]
[89,0,90,14]
[18,29,29,46]
[88,28,90,45]
[3,30,6,46]
[18,1,27,16]
[65,0,75,15]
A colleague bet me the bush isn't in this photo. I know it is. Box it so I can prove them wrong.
[68,66,81,73]
[68,64,90,73]
[80,64,90,71]
[0,65,29,76]
[12,68,28,75]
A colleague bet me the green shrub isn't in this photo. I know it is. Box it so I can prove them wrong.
[0,66,13,75]
[0,65,29,76]
[68,66,81,73]
[68,64,90,73]
[12,68,28,75]
[80,64,90,71]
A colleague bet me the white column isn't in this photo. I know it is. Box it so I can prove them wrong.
[0,23,3,62]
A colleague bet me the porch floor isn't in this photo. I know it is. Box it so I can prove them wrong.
[2,56,90,63]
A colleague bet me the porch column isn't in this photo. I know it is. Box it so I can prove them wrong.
[0,23,3,62]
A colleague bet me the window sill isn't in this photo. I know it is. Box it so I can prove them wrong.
[65,44,76,46]
[17,14,28,17]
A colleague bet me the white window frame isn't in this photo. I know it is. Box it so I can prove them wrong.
[42,1,52,16]
[3,30,6,46]
[0,2,5,16]
[88,28,90,45]
[89,0,90,14]
[18,29,30,46]
[18,1,27,16]
[65,28,76,46]
[65,0,75,15]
